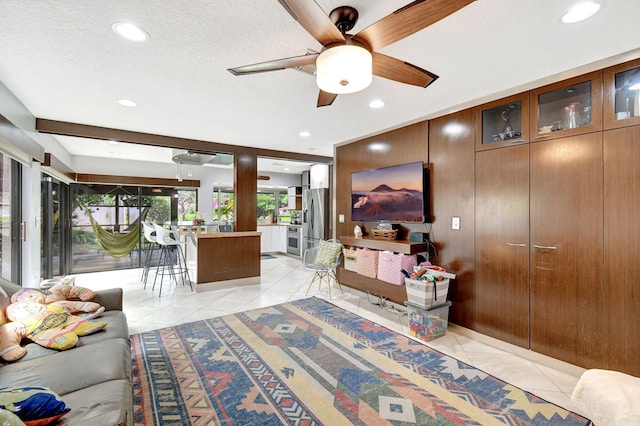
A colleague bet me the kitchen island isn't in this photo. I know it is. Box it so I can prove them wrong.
[184,230,261,291]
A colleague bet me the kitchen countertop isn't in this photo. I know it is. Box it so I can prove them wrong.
[193,231,260,239]
[257,223,302,227]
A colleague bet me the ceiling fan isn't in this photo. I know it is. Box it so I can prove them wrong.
[228,0,474,107]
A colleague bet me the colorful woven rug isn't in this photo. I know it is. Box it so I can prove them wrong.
[131,297,590,425]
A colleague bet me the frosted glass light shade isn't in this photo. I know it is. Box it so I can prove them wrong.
[316,45,372,94]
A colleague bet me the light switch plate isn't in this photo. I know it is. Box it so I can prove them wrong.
[339,214,345,223]
[452,216,460,230]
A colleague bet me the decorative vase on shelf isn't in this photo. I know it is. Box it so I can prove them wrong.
[354,225,362,238]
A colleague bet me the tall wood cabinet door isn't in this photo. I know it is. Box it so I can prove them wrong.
[529,133,604,365]
[475,145,530,348]
[603,126,640,376]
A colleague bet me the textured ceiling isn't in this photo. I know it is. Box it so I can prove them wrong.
[1,0,639,173]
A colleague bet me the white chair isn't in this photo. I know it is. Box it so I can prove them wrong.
[141,221,159,287]
[152,224,192,296]
[303,239,344,299]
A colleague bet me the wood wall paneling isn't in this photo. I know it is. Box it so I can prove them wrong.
[335,121,429,239]
[529,133,604,366]
[603,126,640,376]
[334,121,429,302]
[234,148,258,232]
[428,109,475,328]
[475,144,530,348]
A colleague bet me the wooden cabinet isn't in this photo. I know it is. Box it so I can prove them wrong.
[529,133,604,366]
[475,92,530,151]
[475,144,530,348]
[337,236,427,305]
[603,58,640,130]
[530,71,603,141]
[603,125,640,375]
[287,186,302,210]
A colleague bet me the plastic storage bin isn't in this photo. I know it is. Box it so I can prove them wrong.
[405,301,451,342]
[405,278,450,308]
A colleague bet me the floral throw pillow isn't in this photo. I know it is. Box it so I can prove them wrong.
[315,240,342,267]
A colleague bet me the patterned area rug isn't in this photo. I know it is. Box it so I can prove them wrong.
[131,297,590,425]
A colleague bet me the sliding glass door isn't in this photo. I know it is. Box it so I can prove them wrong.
[67,184,196,274]
[0,154,21,283]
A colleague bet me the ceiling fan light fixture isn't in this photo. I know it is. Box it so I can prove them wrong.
[316,45,372,94]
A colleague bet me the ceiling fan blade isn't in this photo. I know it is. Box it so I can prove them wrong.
[317,90,337,107]
[354,0,474,51]
[372,52,438,88]
[277,0,345,46]
[228,53,319,75]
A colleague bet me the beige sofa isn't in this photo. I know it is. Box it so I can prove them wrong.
[0,277,132,425]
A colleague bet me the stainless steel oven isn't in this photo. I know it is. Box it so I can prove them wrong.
[286,226,301,256]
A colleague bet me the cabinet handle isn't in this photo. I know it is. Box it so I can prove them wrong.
[509,139,525,144]
[505,242,526,247]
[533,244,557,250]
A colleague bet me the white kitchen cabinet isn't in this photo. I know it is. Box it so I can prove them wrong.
[277,225,287,252]
[257,226,272,252]
[258,225,287,253]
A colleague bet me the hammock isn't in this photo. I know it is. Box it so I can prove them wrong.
[85,207,145,258]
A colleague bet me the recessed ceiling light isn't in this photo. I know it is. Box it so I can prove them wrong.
[284,167,291,171]
[561,2,601,24]
[369,99,385,109]
[117,99,137,107]
[107,140,120,145]
[299,131,311,137]
[112,22,149,42]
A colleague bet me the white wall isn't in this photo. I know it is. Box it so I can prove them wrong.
[21,161,41,288]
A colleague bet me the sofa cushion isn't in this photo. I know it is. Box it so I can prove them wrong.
[58,380,131,426]
[75,311,129,346]
[0,386,70,426]
[0,338,131,395]
[5,311,129,364]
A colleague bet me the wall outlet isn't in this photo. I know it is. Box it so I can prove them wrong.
[451,216,460,230]
[339,214,345,223]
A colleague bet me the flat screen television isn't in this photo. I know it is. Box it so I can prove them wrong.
[351,161,429,223]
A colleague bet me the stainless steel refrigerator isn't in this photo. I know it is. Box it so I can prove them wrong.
[302,188,329,252]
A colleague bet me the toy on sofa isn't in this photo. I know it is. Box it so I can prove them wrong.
[0,322,27,362]
[5,301,107,352]
[10,285,105,320]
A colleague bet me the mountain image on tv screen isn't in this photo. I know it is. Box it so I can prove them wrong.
[351,161,424,222]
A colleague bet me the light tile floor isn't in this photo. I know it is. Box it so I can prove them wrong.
[75,253,587,418]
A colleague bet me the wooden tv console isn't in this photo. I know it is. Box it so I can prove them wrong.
[337,236,427,305]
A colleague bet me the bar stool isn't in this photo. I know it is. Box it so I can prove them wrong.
[141,221,159,287]
[152,224,192,296]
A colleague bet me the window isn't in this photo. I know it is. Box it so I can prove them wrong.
[257,190,289,223]
[213,188,234,222]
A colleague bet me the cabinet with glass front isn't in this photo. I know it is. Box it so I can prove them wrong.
[475,93,529,151]
[530,71,603,141]
[604,58,640,130]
